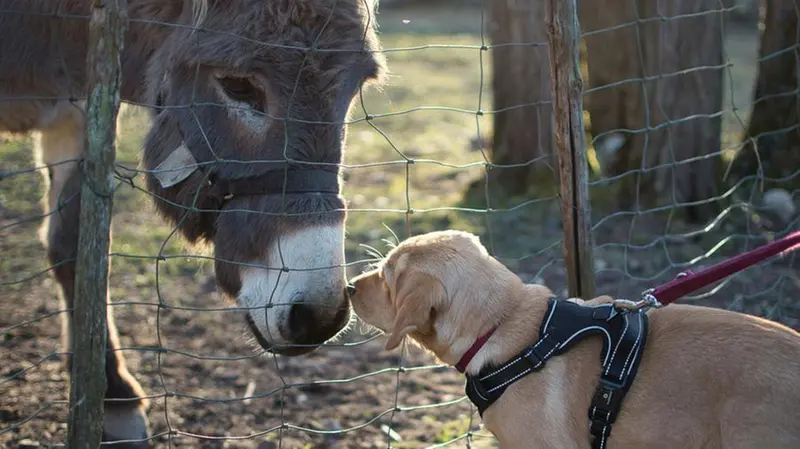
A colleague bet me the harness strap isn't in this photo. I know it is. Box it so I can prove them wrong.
[587,305,648,449]
[465,332,561,413]
[464,299,648,449]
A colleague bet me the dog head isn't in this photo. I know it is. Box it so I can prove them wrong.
[348,230,524,364]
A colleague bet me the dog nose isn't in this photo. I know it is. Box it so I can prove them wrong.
[346,284,356,297]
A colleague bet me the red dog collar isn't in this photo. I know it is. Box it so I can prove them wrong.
[455,328,497,373]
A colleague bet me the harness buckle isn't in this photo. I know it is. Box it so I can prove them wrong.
[588,377,625,427]
[589,418,613,439]
[587,376,628,448]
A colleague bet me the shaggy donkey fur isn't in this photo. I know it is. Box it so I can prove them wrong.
[0,0,385,446]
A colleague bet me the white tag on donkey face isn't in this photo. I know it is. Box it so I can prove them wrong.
[152,142,199,188]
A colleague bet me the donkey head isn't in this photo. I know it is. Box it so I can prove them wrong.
[141,0,385,355]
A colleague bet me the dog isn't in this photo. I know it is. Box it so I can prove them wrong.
[347,230,800,449]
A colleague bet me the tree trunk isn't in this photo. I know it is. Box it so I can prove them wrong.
[481,0,554,198]
[729,0,800,190]
[581,0,725,223]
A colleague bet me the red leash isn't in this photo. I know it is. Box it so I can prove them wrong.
[630,231,800,309]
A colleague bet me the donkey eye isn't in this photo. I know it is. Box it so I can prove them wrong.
[215,75,265,113]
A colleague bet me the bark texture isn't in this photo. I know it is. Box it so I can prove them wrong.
[581,0,725,222]
[484,0,555,197]
[67,0,127,447]
[547,0,596,298]
[729,0,800,191]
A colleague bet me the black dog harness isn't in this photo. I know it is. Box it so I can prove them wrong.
[464,299,649,449]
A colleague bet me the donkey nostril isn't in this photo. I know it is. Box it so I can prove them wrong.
[288,302,315,340]
[285,294,351,349]
[346,284,356,297]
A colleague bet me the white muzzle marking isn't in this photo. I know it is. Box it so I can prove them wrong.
[238,224,346,345]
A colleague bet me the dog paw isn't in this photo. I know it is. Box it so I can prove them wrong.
[103,404,151,448]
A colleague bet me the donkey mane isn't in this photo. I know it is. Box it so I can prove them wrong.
[192,0,208,28]
[192,0,383,34]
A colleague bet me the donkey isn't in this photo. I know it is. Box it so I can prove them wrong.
[0,0,385,446]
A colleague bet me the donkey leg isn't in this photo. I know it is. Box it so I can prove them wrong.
[35,102,150,448]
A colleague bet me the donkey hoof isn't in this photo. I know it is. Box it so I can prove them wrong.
[102,404,151,448]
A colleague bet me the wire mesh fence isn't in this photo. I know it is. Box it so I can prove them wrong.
[1,0,798,448]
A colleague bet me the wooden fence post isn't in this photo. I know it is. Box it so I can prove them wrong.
[67,0,127,447]
[546,0,596,299]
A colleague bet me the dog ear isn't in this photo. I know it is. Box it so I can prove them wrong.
[384,271,445,351]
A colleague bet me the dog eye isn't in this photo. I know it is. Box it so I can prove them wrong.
[215,75,265,113]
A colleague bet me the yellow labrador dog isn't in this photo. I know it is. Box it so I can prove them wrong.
[347,230,800,449]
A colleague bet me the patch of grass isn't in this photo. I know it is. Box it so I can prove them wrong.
[0,138,48,293]
[432,416,472,444]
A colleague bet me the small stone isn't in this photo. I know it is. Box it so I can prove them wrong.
[18,439,40,449]
[763,188,796,224]
[324,418,342,431]
[380,424,402,442]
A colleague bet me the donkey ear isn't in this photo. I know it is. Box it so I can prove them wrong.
[384,271,445,351]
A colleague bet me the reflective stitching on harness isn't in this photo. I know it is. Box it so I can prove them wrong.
[480,336,550,381]
[470,379,489,401]
[486,344,559,393]
[540,300,559,331]
[463,298,649,449]
[477,300,559,381]
[560,326,613,366]
[604,315,629,376]
[620,313,644,378]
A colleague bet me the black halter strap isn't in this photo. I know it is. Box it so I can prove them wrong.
[195,165,340,212]
[464,299,649,449]
[205,168,340,199]
[160,108,341,208]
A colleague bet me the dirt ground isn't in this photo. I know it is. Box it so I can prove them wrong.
[3,215,799,449]
[2,4,800,449]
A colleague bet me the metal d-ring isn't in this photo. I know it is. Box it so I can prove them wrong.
[612,289,663,312]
